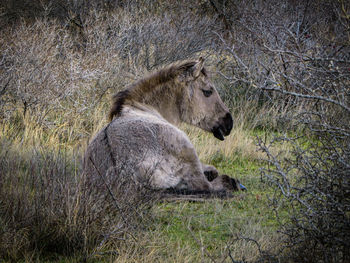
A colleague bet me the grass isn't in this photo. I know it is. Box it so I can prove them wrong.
[0,109,289,262]
[1,1,348,261]
[0,13,291,258]
[112,156,282,263]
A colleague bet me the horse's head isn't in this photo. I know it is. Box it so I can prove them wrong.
[179,58,233,140]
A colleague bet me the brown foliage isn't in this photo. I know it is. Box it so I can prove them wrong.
[1,0,350,261]
[0,139,157,261]
[215,0,350,262]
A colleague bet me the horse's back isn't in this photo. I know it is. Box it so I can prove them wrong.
[84,109,203,189]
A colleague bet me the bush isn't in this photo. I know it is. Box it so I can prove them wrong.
[2,0,349,261]
[250,1,350,262]
[0,132,160,261]
[214,0,350,261]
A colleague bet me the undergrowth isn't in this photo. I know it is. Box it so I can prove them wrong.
[0,108,285,262]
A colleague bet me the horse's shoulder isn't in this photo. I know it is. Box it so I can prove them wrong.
[111,108,192,146]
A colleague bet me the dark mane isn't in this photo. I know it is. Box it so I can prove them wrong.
[108,90,130,121]
[108,59,205,121]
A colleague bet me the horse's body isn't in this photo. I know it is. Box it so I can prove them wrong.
[84,58,243,193]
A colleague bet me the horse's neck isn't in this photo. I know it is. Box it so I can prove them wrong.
[131,84,182,125]
[130,100,181,126]
[129,102,163,118]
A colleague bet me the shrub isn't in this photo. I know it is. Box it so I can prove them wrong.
[0,137,156,261]
[215,0,350,261]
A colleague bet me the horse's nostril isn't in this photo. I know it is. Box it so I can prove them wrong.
[223,113,233,135]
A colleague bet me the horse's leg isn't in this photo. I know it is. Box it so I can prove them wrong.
[165,143,213,191]
[166,145,244,193]
[211,175,245,191]
[201,163,246,191]
[158,126,242,193]
[201,163,219,181]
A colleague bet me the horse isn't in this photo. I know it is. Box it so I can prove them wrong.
[84,58,245,195]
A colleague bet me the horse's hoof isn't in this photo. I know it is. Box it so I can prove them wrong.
[220,175,247,192]
[219,175,238,191]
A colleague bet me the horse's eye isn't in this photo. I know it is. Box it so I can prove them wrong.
[202,89,213,97]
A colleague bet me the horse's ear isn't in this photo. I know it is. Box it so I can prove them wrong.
[192,57,204,78]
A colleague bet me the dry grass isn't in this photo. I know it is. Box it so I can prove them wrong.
[185,101,293,165]
[0,2,299,261]
[187,124,263,163]
[111,198,283,263]
[0,117,158,261]
[0,101,287,262]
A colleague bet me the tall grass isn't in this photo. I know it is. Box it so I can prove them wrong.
[0,136,84,260]
[0,113,157,261]
[0,100,285,261]
[0,2,296,261]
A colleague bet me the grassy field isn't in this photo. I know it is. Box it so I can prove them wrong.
[1,1,348,261]
[111,128,285,263]
[0,110,288,262]
[122,161,281,263]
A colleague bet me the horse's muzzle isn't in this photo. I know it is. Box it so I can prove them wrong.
[212,113,233,141]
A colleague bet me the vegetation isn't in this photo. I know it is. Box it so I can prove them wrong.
[0,0,349,262]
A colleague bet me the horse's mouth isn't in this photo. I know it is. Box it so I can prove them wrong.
[212,113,233,141]
[212,126,225,140]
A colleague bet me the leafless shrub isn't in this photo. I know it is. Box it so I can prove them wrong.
[0,138,158,261]
[213,0,349,127]
[0,1,220,131]
[215,0,350,262]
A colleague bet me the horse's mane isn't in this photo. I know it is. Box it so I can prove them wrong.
[108,59,207,121]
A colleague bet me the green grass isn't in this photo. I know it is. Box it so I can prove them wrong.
[109,156,284,262]
[0,116,288,262]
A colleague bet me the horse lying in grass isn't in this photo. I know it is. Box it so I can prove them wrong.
[84,58,245,196]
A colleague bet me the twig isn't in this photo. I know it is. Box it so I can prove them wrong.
[89,157,127,225]
[261,86,350,113]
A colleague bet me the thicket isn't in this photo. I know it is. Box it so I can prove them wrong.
[0,0,349,262]
[0,0,228,260]
[214,1,350,262]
